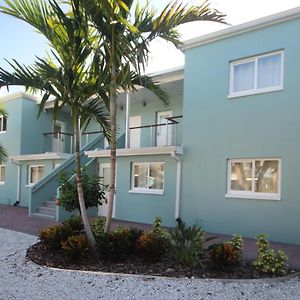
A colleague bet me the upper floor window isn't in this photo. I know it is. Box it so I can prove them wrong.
[0,115,7,132]
[131,162,164,194]
[226,158,280,200]
[229,51,283,98]
[28,165,44,185]
[0,165,5,184]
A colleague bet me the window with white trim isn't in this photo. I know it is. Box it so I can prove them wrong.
[0,165,5,184]
[28,165,44,185]
[0,115,7,132]
[131,162,164,193]
[229,51,283,97]
[226,159,280,200]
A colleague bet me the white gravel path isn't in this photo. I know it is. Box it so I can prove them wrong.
[0,228,299,300]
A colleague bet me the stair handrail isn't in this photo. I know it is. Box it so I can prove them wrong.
[31,134,104,192]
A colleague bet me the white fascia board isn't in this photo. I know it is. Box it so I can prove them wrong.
[0,91,40,103]
[85,146,184,158]
[182,7,300,51]
[10,152,71,161]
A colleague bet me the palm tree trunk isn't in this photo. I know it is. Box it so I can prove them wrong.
[74,117,96,247]
[105,25,117,233]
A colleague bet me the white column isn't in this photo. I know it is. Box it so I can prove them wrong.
[125,92,130,148]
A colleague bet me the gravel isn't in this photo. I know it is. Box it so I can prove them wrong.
[0,228,299,300]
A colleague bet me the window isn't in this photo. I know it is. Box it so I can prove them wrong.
[0,115,7,132]
[229,51,283,97]
[28,165,44,185]
[0,165,5,184]
[131,162,164,194]
[226,159,280,200]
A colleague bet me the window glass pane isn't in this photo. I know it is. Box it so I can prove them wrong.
[37,166,44,181]
[255,160,279,193]
[230,162,252,191]
[30,166,44,184]
[30,167,36,184]
[0,166,5,182]
[148,163,164,190]
[233,61,255,92]
[134,165,148,188]
[257,54,281,89]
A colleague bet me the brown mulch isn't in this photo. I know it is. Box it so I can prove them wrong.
[26,242,292,279]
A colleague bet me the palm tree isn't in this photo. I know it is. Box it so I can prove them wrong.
[84,0,226,232]
[0,104,8,163]
[0,0,110,247]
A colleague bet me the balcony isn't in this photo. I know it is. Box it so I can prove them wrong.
[43,131,104,154]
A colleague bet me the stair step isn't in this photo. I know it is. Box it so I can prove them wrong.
[51,195,57,202]
[45,201,56,208]
[31,212,56,221]
[37,206,56,217]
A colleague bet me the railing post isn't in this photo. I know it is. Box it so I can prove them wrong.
[166,121,169,146]
[57,132,60,153]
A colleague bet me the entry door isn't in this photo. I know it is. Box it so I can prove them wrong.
[156,111,172,147]
[129,115,141,148]
[53,121,65,152]
[98,163,115,217]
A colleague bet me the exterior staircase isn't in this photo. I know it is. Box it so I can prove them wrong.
[31,196,57,220]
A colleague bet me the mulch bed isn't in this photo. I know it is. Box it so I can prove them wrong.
[26,242,293,279]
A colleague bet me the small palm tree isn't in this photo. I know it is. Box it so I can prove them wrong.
[84,0,226,232]
[0,0,110,247]
[0,105,7,163]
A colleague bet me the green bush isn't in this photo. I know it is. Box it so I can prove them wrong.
[91,217,106,239]
[208,235,244,269]
[63,215,84,235]
[253,234,288,276]
[39,224,71,250]
[169,218,207,267]
[96,226,143,261]
[61,234,89,260]
[57,168,107,212]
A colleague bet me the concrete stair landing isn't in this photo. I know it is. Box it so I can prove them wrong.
[31,196,57,221]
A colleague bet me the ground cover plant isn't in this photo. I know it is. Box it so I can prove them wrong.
[27,217,294,279]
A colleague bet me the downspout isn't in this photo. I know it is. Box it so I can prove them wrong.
[10,159,21,207]
[171,151,182,219]
[125,92,130,149]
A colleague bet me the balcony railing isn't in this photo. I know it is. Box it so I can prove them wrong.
[43,131,104,154]
[128,115,183,148]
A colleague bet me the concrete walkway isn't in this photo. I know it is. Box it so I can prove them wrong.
[1,205,299,269]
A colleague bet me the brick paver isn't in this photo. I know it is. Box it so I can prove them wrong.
[0,204,299,269]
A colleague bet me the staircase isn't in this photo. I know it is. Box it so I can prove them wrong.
[31,196,57,220]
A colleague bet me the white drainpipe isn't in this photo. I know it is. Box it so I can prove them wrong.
[171,151,182,219]
[10,159,21,206]
[125,92,130,148]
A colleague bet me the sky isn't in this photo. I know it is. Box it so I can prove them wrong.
[0,0,300,96]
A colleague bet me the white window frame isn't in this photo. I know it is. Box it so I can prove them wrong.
[229,50,284,98]
[130,162,164,195]
[0,165,5,185]
[0,114,7,133]
[28,165,44,186]
[225,158,281,200]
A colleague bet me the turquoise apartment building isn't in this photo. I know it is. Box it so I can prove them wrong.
[0,8,300,245]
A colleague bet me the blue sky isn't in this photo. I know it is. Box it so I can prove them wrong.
[1,0,300,95]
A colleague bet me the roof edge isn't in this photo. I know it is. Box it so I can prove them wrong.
[182,7,300,51]
[0,91,40,103]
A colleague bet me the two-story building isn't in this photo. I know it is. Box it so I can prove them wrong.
[1,7,300,245]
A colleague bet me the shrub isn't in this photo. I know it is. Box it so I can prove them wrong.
[57,168,107,212]
[61,234,89,260]
[39,224,71,250]
[253,234,288,276]
[91,217,106,239]
[169,218,207,266]
[63,215,84,235]
[96,226,143,261]
[208,235,244,270]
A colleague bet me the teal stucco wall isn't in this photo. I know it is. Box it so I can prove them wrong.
[182,17,300,244]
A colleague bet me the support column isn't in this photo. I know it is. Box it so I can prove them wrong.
[125,92,130,148]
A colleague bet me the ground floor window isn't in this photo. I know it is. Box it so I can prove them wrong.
[226,158,280,200]
[131,162,164,194]
[0,165,5,184]
[28,165,44,185]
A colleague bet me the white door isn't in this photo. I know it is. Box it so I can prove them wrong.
[98,163,116,217]
[53,121,65,152]
[129,115,141,148]
[156,111,172,147]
